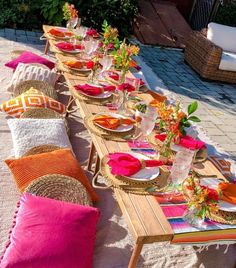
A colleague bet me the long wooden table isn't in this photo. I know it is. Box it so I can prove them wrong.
[42,25,228,268]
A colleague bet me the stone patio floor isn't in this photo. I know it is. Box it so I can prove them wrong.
[139,45,236,159]
[1,28,236,158]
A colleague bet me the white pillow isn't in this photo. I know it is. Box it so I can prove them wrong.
[207,22,236,54]
[7,118,71,158]
[7,63,59,93]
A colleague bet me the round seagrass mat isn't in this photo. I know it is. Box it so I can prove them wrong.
[50,46,82,57]
[100,155,170,195]
[56,61,90,77]
[22,144,62,157]
[182,181,236,225]
[148,131,208,163]
[84,114,139,142]
[24,174,92,206]
[20,107,70,135]
[14,80,58,100]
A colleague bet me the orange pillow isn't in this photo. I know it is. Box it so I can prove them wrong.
[0,88,65,118]
[5,148,98,202]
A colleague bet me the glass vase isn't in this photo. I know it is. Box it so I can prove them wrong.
[183,206,206,229]
[159,132,175,159]
[66,17,78,31]
[117,90,128,114]
[119,69,127,84]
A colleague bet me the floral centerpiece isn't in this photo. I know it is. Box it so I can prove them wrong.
[154,101,201,158]
[183,175,219,227]
[63,2,78,31]
[101,20,120,54]
[112,41,139,83]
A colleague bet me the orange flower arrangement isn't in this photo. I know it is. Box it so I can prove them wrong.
[63,2,78,20]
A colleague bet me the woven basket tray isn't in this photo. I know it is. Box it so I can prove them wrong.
[84,114,139,142]
[14,80,58,100]
[100,155,170,195]
[20,107,70,135]
[22,144,62,157]
[24,174,92,206]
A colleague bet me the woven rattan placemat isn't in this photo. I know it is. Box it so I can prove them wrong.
[100,155,169,195]
[84,114,139,142]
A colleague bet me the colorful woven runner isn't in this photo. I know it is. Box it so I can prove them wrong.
[128,141,236,244]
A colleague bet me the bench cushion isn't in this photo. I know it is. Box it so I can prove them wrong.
[207,22,236,54]
[219,51,236,72]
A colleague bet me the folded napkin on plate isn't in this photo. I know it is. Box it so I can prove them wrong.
[86,29,99,37]
[155,134,206,150]
[74,84,115,96]
[218,182,236,204]
[109,72,119,81]
[63,60,86,69]
[129,59,141,71]
[48,28,72,38]
[108,152,166,176]
[93,114,135,130]
[55,42,84,51]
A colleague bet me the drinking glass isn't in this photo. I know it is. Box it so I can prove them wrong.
[67,17,78,31]
[82,40,99,58]
[140,113,156,142]
[74,27,87,40]
[100,55,113,73]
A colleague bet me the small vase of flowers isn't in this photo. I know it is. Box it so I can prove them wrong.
[63,2,79,31]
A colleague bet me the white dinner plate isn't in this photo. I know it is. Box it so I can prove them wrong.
[59,48,83,54]
[78,84,112,99]
[200,178,236,212]
[94,112,134,133]
[64,64,90,72]
[125,152,160,181]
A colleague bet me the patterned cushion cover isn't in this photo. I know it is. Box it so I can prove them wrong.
[0,88,65,118]
[7,63,59,93]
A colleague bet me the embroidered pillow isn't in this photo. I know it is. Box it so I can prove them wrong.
[5,148,98,201]
[7,118,71,158]
[5,51,55,70]
[0,88,65,118]
[0,193,100,268]
[7,63,59,93]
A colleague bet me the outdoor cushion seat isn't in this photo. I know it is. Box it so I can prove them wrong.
[219,51,236,72]
[184,22,236,83]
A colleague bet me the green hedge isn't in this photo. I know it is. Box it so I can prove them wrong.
[214,3,236,27]
[0,0,138,37]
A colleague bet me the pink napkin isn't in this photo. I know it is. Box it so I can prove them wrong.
[155,134,206,150]
[109,72,119,81]
[108,152,166,176]
[118,83,135,92]
[74,84,115,96]
[86,29,99,37]
[55,42,84,51]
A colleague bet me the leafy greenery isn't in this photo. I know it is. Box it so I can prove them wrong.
[0,0,138,37]
[214,3,236,27]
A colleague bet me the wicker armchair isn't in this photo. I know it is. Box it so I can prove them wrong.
[184,30,236,84]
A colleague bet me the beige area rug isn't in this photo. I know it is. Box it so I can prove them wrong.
[0,39,235,268]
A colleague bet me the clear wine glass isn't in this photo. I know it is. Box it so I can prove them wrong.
[140,113,156,142]
[100,55,113,73]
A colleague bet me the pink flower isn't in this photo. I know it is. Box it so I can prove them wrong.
[107,43,115,50]
[118,83,135,92]
[86,61,94,69]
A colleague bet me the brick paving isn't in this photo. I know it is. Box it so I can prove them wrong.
[139,46,236,158]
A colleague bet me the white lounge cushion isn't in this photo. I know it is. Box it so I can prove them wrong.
[207,22,236,54]
[7,63,59,93]
[7,118,72,158]
[219,51,236,72]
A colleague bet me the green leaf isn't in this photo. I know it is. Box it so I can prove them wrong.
[188,116,201,122]
[187,101,198,115]
[183,121,191,127]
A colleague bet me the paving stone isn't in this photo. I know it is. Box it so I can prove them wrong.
[0,33,6,38]
[26,30,37,36]
[5,28,15,34]
[16,30,26,36]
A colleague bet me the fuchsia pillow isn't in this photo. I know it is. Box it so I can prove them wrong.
[1,193,100,268]
[5,51,55,70]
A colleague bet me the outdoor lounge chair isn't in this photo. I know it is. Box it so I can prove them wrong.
[184,22,236,84]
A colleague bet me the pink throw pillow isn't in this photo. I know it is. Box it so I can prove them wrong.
[1,193,100,268]
[5,51,55,70]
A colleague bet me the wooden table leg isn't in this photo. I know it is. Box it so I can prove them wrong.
[44,40,50,55]
[87,142,96,171]
[94,154,100,177]
[128,241,144,268]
